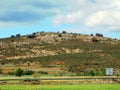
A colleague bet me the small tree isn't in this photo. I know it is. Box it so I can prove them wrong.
[90,34,94,36]
[96,33,103,37]
[14,68,23,77]
[89,70,96,76]
[62,31,67,34]
[16,34,21,37]
[32,32,36,36]
[10,35,15,38]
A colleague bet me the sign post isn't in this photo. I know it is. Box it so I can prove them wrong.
[106,68,114,76]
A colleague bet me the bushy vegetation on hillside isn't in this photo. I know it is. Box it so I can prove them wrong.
[0,32,120,76]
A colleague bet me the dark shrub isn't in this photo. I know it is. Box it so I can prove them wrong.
[14,68,23,77]
[92,37,99,42]
[96,33,103,37]
[32,32,36,36]
[58,34,62,37]
[27,35,36,39]
[89,70,96,76]
[10,35,15,38]
[16,34,21,37]
[62,31,67,34]
[37,71,48,75]
[90,34,94,36]
[23,70,34,75]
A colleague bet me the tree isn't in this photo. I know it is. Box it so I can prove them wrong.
[10,35,15,38]
[62,31,67,34]
[90,34,94,36]
[16,34,21,37]
[96,33,103,37]
[32,32,36,36]
[14,68,23,77]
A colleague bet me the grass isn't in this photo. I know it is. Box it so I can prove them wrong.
[0,84,120,90]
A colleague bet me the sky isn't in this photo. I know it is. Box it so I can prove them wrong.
[0,0,120,39]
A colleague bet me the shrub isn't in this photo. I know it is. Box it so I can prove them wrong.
[14,68,24,77]
[89,70,96,76]
[10,35,15,38]
[27,35,36,39]
[32,32,36,36]
[16,34,21,37]
[92,37,99,42]
[96,33,103,37]
[23,70,34,75]
[62,31,67,34]
[58,34,62,37]
[90,34,94,36]
[76,73,84,76]
[37,71,48,75]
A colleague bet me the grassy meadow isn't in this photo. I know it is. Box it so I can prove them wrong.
[0,84,120,90]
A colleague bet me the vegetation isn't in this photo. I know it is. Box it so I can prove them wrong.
[62,31,67,34]
[16,34,21,37]
[12,68,34,76]
[37,71,48,75]
[0,32,120,76]
[96,33,103,37]
[23,70,34,75]
[92,37,99,42]
[0,68,2,73]
[0,84,120,90]
[14,68,24,77]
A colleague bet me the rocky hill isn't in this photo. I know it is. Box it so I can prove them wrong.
[0,32,120,76]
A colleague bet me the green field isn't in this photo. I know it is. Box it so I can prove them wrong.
[0,84,120,90]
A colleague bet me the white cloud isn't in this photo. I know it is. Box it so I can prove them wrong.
[53,11,84,25]
[85,10,120,29]
[52,0,120,33]
[85,11,108,27]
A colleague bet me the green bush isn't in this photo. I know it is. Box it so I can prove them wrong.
[89,70,96,76]
[14,68,24,77]
[23,70,34,75]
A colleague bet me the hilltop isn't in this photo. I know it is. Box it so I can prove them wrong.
[0,32,120,76]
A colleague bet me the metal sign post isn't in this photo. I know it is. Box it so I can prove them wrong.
[106,68,114,76]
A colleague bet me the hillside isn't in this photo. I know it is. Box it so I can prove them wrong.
[0,32,120,76]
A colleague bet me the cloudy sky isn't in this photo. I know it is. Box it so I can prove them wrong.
[0,0,120,39]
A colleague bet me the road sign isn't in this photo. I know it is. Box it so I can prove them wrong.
[106,68,113,76]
